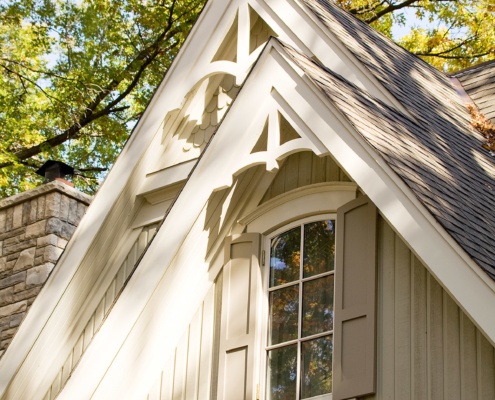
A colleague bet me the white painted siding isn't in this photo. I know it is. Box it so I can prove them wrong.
[145,286,216,400]
[45,224,158,400]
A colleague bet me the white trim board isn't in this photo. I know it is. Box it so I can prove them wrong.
[240,182,357,233]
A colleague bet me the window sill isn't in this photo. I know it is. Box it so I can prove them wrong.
[303,393,332,400]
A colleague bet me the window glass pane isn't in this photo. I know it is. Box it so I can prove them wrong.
[301,335,333,399]
[267,345,297,400]
[270,226,301,287]
[269,285,299,345]
[302,275,334,337]
[303,220,335,278]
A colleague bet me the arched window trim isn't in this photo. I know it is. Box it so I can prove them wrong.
[240,182,357,236]
[241,187,377,400]
[260,214,336,400]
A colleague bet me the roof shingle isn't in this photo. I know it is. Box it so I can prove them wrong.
[279,5,495,278]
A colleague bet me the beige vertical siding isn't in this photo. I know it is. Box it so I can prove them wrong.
[372,218,495,400]
[260,152,350,203]
[142,172,495,400]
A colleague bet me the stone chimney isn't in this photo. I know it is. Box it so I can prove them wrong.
[0,181,91,357]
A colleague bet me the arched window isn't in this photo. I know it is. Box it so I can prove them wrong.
[225,185,377,400]
[265,217,335,400]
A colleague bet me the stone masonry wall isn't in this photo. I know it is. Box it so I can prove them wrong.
[0,181,91,358]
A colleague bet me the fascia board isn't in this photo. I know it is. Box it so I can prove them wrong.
[253,0,412,118]
[0,0,244,397]
[271,52,495,345]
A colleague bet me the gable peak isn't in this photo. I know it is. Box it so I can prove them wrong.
[212,4,277,64]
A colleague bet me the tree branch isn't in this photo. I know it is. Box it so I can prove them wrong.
[0,62,65,105]
[415,49,494,59]
[414,31,486,58]
[76,167,108,173]
[0,8,198,169]
[0,57,82,83]
[346,0,388,16]
[364,0,419,23]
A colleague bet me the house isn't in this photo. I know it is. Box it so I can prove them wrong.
[0,0,495,399]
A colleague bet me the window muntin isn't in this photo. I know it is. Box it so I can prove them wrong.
[266,219,335,400]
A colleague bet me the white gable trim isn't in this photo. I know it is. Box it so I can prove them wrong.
[251,0,413,118]
[54,41,495,400]
[267,41,495,344]
[0,3,423,394]
[2,1,494,398]
[0,1,246,397]
[55,40,341,400]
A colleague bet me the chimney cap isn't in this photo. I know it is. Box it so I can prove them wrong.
[36,160,75,181]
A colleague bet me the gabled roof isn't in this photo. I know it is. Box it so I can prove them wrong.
[300,0,495,278]
[454,59,495,123]
[2,1,495,399]
[63,35,495,397]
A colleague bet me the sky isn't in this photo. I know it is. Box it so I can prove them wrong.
[392,7,433,40]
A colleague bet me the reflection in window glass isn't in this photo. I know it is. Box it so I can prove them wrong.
[301,336,333,399]
[270,226,301,287]
[267,345,297,400]
[269,285,299,346]
[267,220,335,399]
[303,220,335,278]
[302,275,334,338]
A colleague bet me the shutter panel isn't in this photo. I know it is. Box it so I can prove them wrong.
[334,196,377,400]
[217,233,261,400]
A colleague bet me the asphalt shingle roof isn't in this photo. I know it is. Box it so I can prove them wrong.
[281,0,495,278]
[454,59,495,124]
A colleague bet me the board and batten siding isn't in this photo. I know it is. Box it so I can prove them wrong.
[141,161,495,400]
[363,217,495,400]
[43,224,158,400]
[261,151,350,203]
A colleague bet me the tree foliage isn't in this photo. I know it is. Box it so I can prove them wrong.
[0,0,493,198]
[0,0,204,197]
[338,0,495,70]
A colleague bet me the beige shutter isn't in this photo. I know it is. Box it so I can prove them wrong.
[333,196,377,400]
[217,233,261,400]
